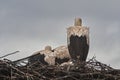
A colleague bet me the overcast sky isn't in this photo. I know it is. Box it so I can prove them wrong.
[0,0,120,68]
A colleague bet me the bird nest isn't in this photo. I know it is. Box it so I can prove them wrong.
[0,57,120,80]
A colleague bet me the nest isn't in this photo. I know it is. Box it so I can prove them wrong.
[0,57,120,80]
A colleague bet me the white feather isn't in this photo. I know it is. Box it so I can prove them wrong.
[67,26,89,45]
[53,46,71,59]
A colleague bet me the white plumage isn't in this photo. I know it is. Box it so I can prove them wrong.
[67,26,89,45]
[30,46,55,65]
[30,45,71,65]
[53,46,71,59]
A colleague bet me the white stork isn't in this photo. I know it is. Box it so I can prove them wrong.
[29,45,71,65]
[29,46,55,65]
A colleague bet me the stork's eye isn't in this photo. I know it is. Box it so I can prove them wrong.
[52,50,54,52]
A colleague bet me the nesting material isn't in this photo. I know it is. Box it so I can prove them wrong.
[60,61,73,66]
[1,57,120,80]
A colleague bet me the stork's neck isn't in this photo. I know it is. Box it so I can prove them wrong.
[74,18,82,26]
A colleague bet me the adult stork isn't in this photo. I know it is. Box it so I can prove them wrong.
[29,45,71,65]
[67,18,89,62]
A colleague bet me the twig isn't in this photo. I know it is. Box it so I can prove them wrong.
[0,51,20,59]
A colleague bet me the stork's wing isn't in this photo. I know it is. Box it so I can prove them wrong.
[53,46,71,59]
[68,35,89,61]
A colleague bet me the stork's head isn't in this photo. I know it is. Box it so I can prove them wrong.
[74,18,82,26]
[44,45,52,51]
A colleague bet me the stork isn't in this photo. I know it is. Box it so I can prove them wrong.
[67,18,89,61]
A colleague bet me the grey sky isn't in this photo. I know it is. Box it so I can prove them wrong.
[0,0,120,68]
